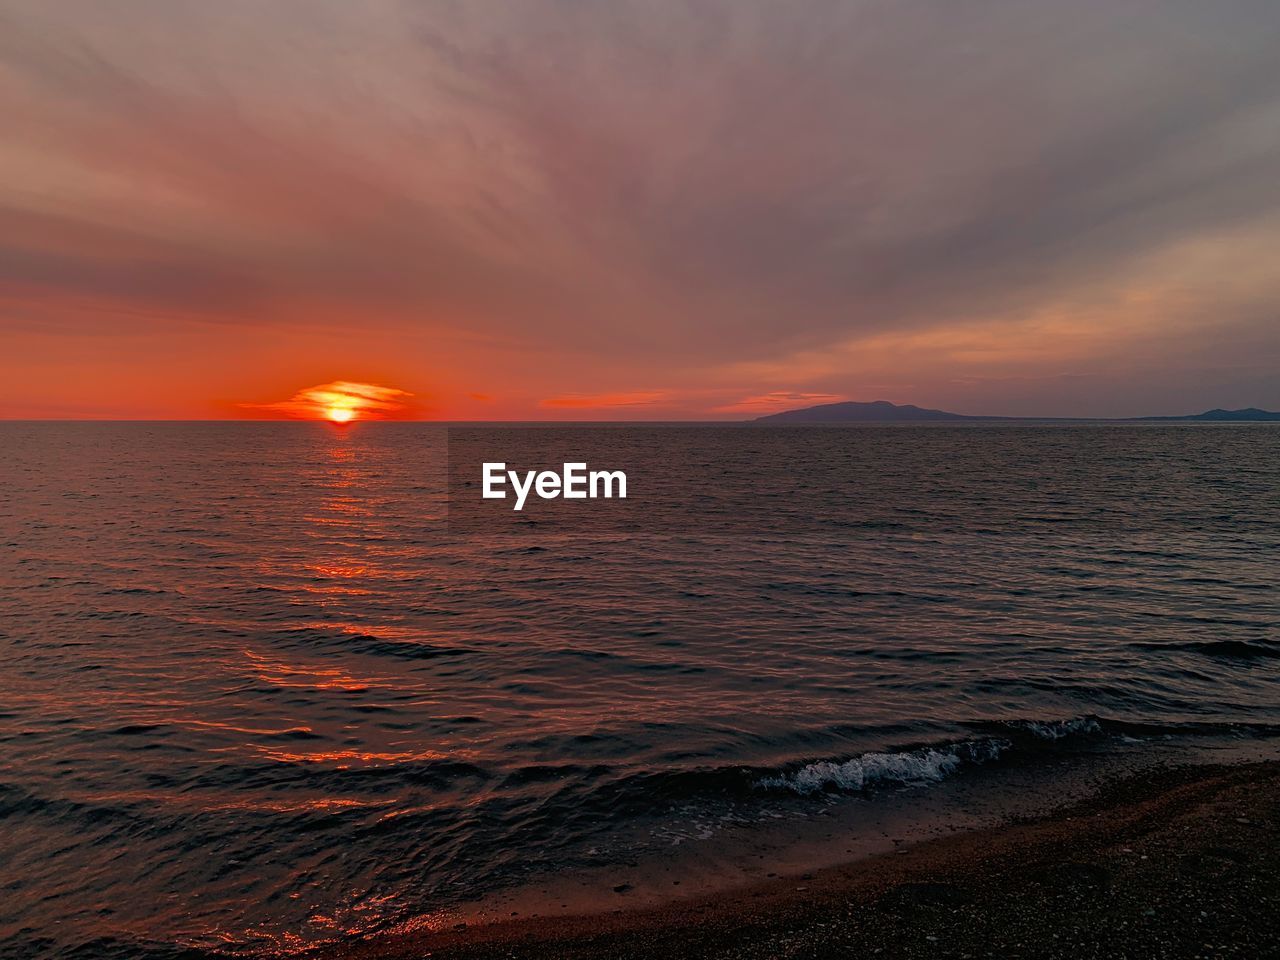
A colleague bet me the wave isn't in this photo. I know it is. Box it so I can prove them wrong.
[1000,716,1103,740]
[757,715,1140,796]
[1133,638,1280,661]
[758,738,1008,795]
[524,713,1280,806]
[989,715,1280,742]
[261,626,477,661]
[757,713,1280,798]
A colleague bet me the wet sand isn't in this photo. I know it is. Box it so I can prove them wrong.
[311,760,1280,959]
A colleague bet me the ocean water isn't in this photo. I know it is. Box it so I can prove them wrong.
[1,422,1278,958]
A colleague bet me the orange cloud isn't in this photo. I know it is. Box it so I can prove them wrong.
[714,391,844,414]
[540,391,665,409]
[242,380,414,422]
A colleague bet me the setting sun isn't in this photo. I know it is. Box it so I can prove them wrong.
[242,381,414,422]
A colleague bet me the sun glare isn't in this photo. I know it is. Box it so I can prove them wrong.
[244,381,414,422]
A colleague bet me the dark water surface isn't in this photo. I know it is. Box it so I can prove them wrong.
[1,423,1278,958]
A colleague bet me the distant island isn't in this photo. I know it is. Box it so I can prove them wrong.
[753,400,1280,423]
[1134,407,1280,422]
[754,400,997,422]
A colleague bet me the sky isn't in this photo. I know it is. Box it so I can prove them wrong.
[3,0,1280,420]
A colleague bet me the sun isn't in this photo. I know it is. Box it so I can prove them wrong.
[243,380,414,422]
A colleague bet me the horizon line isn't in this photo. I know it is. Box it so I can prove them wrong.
[3,415,1274,425]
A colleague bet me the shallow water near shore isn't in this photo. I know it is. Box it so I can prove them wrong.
[431,734,1280,931]
[2,422,1278,958]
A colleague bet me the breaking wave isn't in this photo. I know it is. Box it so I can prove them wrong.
[757,716,1119,796]
[758,738,1009,794]
[1002,717,1103,740]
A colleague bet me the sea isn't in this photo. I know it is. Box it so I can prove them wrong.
[1,422,1278,958]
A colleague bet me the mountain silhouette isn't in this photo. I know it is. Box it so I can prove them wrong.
[753,400,996,423]
[1136,407,1280,422]
[753,400,1280,423]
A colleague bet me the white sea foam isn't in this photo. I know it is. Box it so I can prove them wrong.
[1013,717,1103,740]
[759,739,1009,795]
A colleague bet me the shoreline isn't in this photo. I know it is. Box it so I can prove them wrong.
[310,759,1279,959]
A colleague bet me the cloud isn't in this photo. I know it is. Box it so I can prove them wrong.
[242,381,414,421]
[714,392,844,414]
